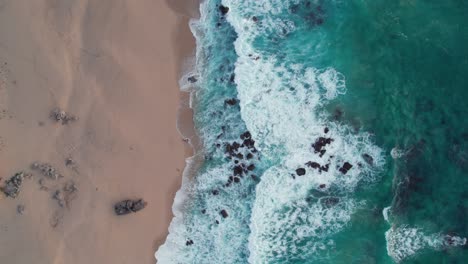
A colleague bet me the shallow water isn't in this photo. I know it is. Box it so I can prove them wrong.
[157,1,468,263]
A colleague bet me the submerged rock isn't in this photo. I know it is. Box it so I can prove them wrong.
[362,154,374,165]
[1,172,24,198]
[114,199,147,215]
[224,98,238,106]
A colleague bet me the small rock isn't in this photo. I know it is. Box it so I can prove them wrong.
[187,76,198,83]
[339,162,353,174]
[186,240,194,246]
[220,209,228,218]
[219,5,229,15]
[17,204,25,215]
[296,168,306,176]
[1,172,24,198]
[212,189,219,195]
[305,161,320,169]
[247,164,255,171]
[65,158,75,166]
[240,131,251,140]
[224,98,238,106]
[50,108,78,125]
[114,199,147,215]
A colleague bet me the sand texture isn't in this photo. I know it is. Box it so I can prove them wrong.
[0,0,196,263]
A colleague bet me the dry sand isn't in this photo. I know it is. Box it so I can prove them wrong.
[0,0,198,263]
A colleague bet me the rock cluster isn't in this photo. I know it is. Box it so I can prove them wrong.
[31,162,62,180]
[50,108,78,125]
[114,199,147,215]
[1,172,24,198]
[222,131,258,187]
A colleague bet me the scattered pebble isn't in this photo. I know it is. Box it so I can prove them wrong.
[17,204,25,215]
[31,162,62,180]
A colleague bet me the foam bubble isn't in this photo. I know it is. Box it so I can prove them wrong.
[385,226,467,263]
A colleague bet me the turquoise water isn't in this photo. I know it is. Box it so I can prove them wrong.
[157,0,468,263]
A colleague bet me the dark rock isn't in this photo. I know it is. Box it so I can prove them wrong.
[215,220,219,225]
[324,127,329,134]
[201,209,206,214]
[311,137,333,155]
[320,164,330,172]
[247,164,255,171]
[339,162,353,174]
[50,108,78,125]
[233,165,243,176]
[234,160,239,164]
[186,240,194,246]
[243,138,255,148]
[252,16,258,22]
[232,142,240,150]
[251,175,259,181]
[362,154,374,165]
[233,176,240,183]
[246,153,254,159]
[229,74,235,83]
[187,76,198,83]
[220,209,229,218]
[305,161,320,169]
[319,184,326,189]
[224,98,238,106]
[236,153,244,159]
[114,199,147,215]
[1,172,24,198]
[240,131,251,140]
[296,168,306,176]
[212,189,219,195]
[219,5,229,15]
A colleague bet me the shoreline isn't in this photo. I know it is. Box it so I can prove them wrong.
[0,1,198,263]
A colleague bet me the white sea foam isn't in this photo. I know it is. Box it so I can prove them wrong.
[385,226,467,263]
[223,0,384,262]
[390,147,406,159]
[382,206,391,223]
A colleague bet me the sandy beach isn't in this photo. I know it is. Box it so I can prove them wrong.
[0,0,197,263]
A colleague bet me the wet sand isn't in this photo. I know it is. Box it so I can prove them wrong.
[0,0,197,263]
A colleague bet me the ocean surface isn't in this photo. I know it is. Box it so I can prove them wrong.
[157,0,468,263]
